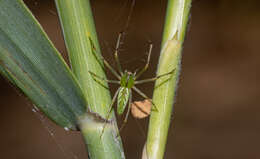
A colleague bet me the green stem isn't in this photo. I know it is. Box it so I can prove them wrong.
[55,0,125,158]
[79,112,124,159]
[144,0,192,159]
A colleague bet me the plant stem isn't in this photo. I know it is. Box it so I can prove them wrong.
[55,0,125,158]
[144,0,192,159]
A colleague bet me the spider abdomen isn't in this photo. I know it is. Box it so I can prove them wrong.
[117,87,130,115]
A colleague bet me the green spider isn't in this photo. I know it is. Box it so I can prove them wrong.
[89,33,174,131]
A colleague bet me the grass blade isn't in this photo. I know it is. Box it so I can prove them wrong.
[0,0,87,130]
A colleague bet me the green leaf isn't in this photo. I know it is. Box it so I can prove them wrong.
[0,0,87,130]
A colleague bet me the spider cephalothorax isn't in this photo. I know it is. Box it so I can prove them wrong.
[120,71,136,88]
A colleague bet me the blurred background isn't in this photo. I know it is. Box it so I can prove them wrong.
[1,0,260,159]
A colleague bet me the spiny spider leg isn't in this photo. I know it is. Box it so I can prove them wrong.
[88,37,121,80]
[135,43,153,79]
[103,60,121,80]
[114,32,123,75]
[132,86,158,111]
[135,68,175,85]
[119,90,132,134]
[100,88,121,138]
[89,71,120,84]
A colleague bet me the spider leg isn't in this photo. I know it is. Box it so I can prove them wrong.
[114,32,124,75]
[132,86,158,112]
[103,60,121,80]
[88,37,121,80]
[135,43,153,79]
[100,88,120,138]
[135,68,175,85]
[89,71,120,84]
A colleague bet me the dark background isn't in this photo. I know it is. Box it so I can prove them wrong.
[1,0,259,159]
